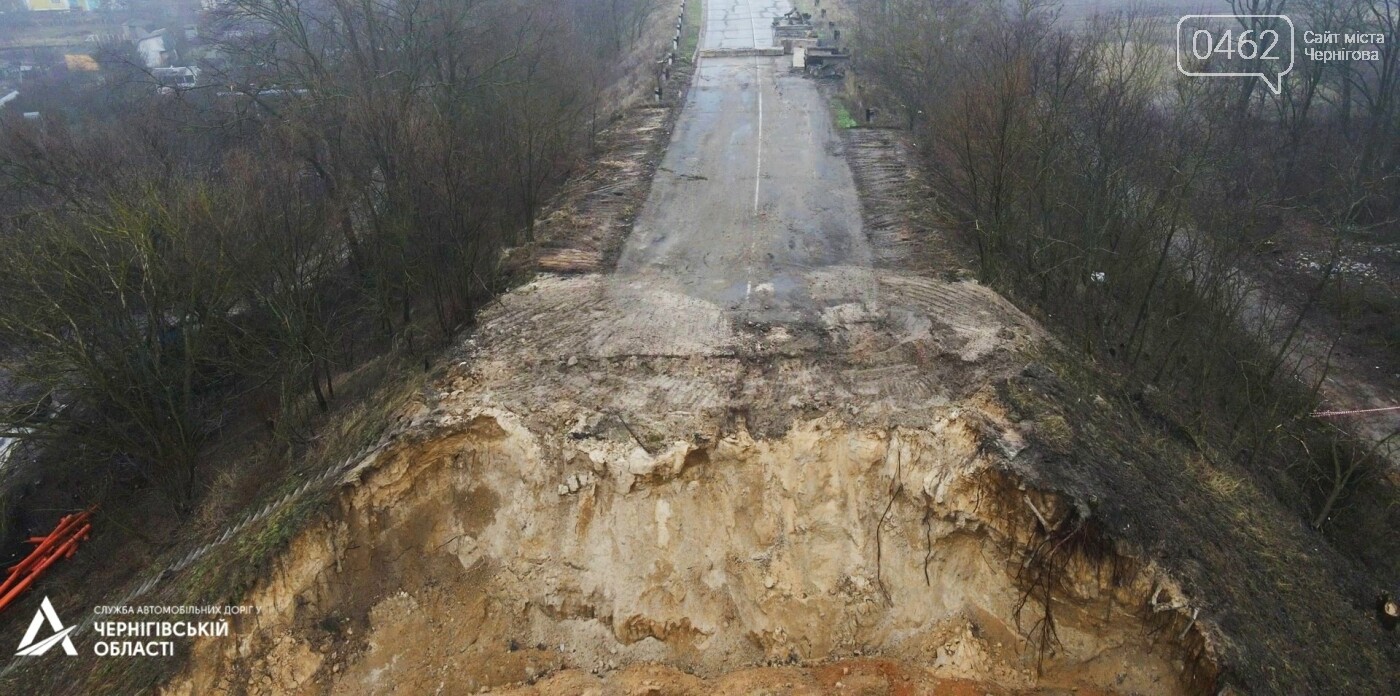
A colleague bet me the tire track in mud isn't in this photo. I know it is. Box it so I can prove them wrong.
[843,126,968,274]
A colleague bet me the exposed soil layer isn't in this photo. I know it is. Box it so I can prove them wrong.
[164,411,1214,695]
[163,260,1217,694]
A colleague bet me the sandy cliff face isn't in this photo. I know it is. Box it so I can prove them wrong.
[163,273,1215,695]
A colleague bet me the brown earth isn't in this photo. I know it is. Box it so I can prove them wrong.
[160,243,1217,695]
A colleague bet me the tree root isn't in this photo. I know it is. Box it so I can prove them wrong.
[1013,505,1123,675]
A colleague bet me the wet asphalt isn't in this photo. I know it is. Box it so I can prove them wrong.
[616,0,872,318]
[703,0,790,50]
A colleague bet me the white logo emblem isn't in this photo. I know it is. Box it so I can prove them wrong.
[16,597,77,656]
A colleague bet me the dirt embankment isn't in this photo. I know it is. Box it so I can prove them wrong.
[161,247,1219,695]
[163,407,1213,696]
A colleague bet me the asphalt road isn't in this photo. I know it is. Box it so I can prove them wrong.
[703,0,789,50]
[617,1,871,317]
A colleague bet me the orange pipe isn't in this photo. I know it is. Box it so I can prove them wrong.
[0,523,90,613]
[0,512,91,596]
[6,512,85,576]
[61,524,91,558]
[3,533,59,587]
[2,534,65,593]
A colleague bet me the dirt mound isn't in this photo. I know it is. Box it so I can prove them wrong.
[154,246,1234,695]
[163,403,1214,695]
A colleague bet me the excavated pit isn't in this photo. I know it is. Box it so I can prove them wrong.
[165,409,1217,695]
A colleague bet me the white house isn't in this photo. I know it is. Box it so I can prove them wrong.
[133,28,169,69]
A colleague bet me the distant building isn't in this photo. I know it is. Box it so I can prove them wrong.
[24,0,72,11]
[133,28,170,69]
[23,0,104,10]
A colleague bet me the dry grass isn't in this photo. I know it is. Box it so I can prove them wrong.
[0,354,427,695]
[998,345,1399,692]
